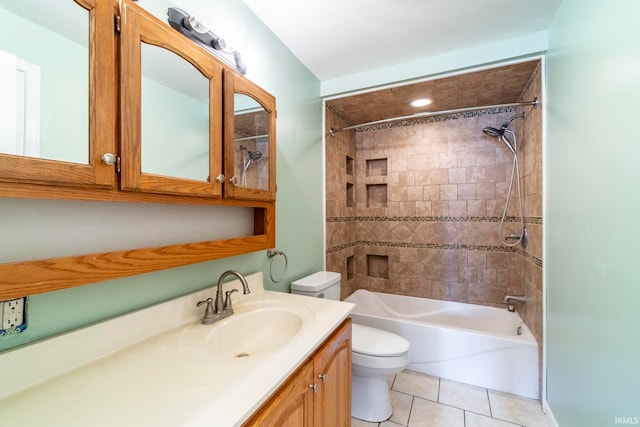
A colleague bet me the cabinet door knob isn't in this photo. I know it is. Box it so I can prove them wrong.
[318,373,327,383]
[101,153,117,165]
[215,174,225,183]
[230,176,238,185]
[309,383,319,393]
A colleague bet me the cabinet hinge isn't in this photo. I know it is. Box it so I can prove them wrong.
[114,15,121,34]
[116,156,121,174]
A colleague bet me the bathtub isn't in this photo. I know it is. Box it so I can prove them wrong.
[345,289,539,399]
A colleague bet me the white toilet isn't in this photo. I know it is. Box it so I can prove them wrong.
[291,271,410,422]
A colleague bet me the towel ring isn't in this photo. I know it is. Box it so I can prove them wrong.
[266,248,288,283]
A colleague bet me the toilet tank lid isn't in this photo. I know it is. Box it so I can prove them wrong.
[291,271,341,292]
[352,323,410,357]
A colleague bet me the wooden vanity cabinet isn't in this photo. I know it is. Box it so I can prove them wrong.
[313,319,352,427]
[244,360,314,427]
[243,319,352,427]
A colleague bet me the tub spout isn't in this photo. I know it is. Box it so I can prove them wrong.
[503,295,526,312]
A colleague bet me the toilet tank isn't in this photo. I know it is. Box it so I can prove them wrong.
[290,271,341,300]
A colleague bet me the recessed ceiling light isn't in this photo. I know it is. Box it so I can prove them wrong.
[411,98,432,107]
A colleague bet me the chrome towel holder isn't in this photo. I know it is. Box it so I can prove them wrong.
[266,248,288,283]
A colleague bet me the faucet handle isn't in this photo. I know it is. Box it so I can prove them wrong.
[196,298,216,325]
[224,289,238,311]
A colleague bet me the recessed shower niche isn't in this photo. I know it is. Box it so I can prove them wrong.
[366,158,387,176]
[367,255,389,279]
[346,182,354,207]
[347,255,355,280]
[346,155,354,176]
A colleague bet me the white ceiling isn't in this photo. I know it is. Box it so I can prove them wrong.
[242,0,561,81]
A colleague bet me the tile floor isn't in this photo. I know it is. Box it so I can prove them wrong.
[352,370,550,427]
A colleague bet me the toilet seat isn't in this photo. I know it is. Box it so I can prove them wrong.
[352,323,410,357]
[352,351,409,370]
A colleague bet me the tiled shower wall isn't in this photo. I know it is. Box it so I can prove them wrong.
[326,65,543,345]
[326,107,358,296]
[513,66,543,343]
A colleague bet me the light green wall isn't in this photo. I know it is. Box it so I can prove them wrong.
[546,0,640,425]
[0,0,322,352]
[321,30,548,97]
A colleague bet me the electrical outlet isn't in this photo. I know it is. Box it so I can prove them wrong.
[1,297,26,332]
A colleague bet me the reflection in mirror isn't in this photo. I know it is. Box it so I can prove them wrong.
[141,43,209,181]
[234,94,269,190]
[0,0,88,163]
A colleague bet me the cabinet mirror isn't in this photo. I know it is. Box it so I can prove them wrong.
[0,0,115,187]
[140,43,210,182]
[224,71,276,201]
[232,94,270,191]
[0,0,87,162]
[119,0,223,197]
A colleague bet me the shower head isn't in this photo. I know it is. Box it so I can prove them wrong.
[247,150,262,161]
[482,113,524,155]
[483,113,525,139]
[482,126,505,138]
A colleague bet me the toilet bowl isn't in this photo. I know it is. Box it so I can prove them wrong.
[290,272,410,422]
[351,323,409,421]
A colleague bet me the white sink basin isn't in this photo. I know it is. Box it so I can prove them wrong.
[178,300,315,359]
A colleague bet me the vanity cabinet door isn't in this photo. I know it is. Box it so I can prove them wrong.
[0,0,116,189]
[224,70,276,201]
[313,319,352,427]
[119,0,224,198]
[243,319,351,427]
[242,360,314,427]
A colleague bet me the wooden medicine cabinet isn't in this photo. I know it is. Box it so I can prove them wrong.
[0,0,277,300]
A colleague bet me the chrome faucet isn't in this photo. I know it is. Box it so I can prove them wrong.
[197,270,251,325]
[503,294,526,312]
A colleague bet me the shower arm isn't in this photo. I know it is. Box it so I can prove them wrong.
[329,98,538,136]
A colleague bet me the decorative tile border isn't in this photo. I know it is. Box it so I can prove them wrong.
[326,241,358,253]
[327,215,543,225]
[355,106,518,133]
[327,240,515,254]
[326,239,543,267]
[519,248,543,268]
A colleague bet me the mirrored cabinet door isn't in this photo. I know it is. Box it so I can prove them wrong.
[224,70,276,201]
[0,0,115,187]
[119,0,223,198]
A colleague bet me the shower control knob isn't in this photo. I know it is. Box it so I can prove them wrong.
[215,174,225,183]
[230,176,238,185]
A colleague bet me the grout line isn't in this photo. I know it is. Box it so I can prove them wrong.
[487,387,493,418]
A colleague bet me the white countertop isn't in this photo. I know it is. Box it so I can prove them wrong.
[0,272,354,427]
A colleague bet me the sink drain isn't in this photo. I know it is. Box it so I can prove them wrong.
[234,352,251,358]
